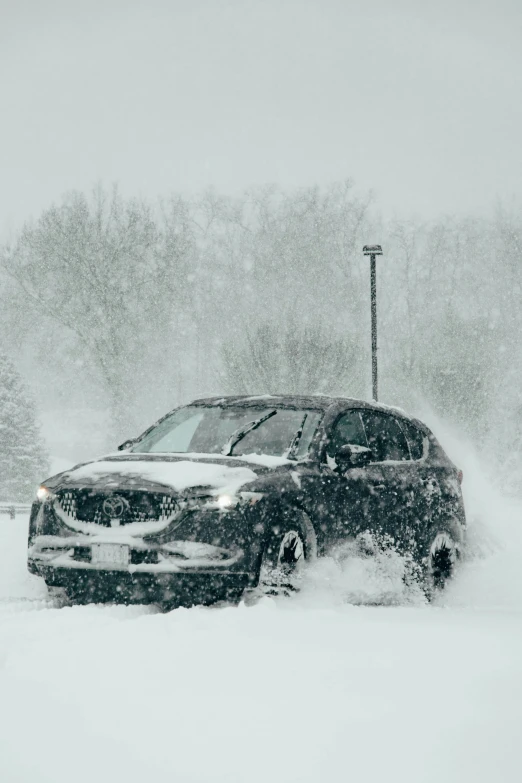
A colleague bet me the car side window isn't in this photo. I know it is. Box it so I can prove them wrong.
[401,420,425,460]
[360,411,410,462]
[326,410,368,458]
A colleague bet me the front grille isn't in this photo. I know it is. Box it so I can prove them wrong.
[56,490,179,527]
[73,546,91,562]
[130,550,159,565]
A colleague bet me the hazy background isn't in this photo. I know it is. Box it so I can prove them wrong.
[0,0,521,484]
[1,0,521,233]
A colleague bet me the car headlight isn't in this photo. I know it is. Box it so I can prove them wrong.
[183,492,264,512]
[216,493,235,509]
[36,485,52,502]
[215,492,264,509]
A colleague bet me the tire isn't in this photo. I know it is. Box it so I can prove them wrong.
[423,532,458,600]
[253,509,317,599]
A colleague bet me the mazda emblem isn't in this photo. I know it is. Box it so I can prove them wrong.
[102,495,127,519]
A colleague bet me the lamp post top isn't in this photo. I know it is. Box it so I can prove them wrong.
[363,245,383,256]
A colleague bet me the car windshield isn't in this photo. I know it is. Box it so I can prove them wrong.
[131,406,322,459]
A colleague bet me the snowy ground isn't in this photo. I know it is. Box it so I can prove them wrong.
[1,434,522,782]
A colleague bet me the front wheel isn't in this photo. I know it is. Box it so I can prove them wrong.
[253,510,317,599]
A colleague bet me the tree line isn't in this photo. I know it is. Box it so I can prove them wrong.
[1,181,520,496]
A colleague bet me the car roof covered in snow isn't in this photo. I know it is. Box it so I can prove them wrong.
[189,394,413,419]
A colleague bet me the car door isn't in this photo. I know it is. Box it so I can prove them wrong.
[301,408,383,552]
[358,410,425,548]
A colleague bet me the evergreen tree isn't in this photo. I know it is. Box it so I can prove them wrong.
[0,354,49,502]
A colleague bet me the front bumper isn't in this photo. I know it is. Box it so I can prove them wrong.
[27,493,269,604]
[28,534,252,605]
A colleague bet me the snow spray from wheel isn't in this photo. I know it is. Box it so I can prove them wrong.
[294,411,522,609]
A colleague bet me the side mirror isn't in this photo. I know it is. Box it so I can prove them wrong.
[334,444,373,471]
[117,439,136,452]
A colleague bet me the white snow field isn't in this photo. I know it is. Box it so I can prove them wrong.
[1,432,522,783]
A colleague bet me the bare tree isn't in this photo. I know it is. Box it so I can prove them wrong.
[221,321,366,397]
[1,179,520,466]
[1,185,192,438]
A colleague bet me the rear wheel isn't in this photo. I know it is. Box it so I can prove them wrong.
[423,532,457,599]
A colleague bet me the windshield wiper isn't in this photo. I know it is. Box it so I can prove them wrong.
[221,410,277,456]
[284,413,308,460]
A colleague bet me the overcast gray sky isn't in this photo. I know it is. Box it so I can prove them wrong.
[1,0,521,234]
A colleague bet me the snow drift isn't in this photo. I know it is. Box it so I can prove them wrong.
[1,422,522,783]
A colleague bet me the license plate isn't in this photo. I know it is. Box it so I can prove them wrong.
[91,543,130,566]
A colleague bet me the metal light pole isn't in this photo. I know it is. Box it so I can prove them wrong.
[363,245,383,401]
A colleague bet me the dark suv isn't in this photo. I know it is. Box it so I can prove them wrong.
[28,395,466,606]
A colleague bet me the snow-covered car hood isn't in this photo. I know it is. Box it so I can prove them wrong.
[43,453,293,496]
